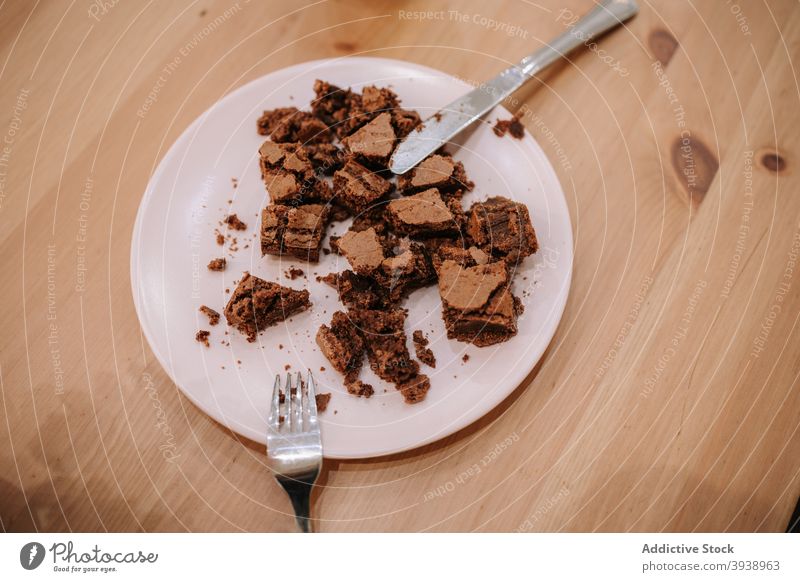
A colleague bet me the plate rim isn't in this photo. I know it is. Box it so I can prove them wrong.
[130,56,574,459]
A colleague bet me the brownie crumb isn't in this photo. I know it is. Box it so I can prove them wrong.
[284,364,291,370]
[398,374,430,404]
[493,114,525,139]
[462,354,470,363]
[216,233,225,245]
[224,213,248,231]
[195,330,211,347]
[315,392,332,412]
[199,305,220,325]
[320,366,326,372]
[207,257,226,271]
[346,380,374,398]
[413,330,436,368]
[286,267,305,280]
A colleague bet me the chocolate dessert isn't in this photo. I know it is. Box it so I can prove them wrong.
[436,259,522,347]
[199,305,220,326]
[372,240,435,303]
[493,114,525,139]
[315,392,332,412]
[320,270,388,310]
[336,227,386,275]
[207,257,227,271]
[260,203,329,262]
[412,330,436,368]
[224,272,311,342]
[466,196,538,265]
[396,373,430,404]
[257,106,332,144]
[316,311,365,381]
[224,214,247,231]
[397,154,472,195]
[349,308,420,386]
[386,188,464,237]
[311,80,363,137]
[341,111,396,167]
[303,143,345,174]
[332,159,393,213]
[259,140,332,204]
[346,380,374,398]
[196,330,211,347]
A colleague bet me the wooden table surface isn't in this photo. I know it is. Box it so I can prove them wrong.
[2,0,799,533]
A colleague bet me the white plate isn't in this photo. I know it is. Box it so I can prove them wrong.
[131,57,573,459]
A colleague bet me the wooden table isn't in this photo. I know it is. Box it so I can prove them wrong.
[2,0,799,533]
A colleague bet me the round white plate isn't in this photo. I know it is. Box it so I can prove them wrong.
[131,57,573,459]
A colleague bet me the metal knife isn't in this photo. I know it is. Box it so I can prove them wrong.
[389,0,639,175]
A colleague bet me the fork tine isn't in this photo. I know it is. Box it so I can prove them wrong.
[306,370,318,417]
[292,371,303,431]
[268,374,282,429]
[284,372,293,431]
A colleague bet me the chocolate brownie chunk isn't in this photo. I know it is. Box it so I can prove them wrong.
[341,112,396,167]
[397,373,430,404]
[207,257,227,271]
[303,143,345,175]
[346,380,374,398]
[257,106,332,144]
[493,114,525,139]
[391,108,422,138]
[196,330,211,347]
[224,214,247,230]
[311,80,363,137]
[373,240,435,303]
[360,85,399,115]
[436,259,522,346]
[412,330,436,368]
[336,227,385,275]
[259,141,331,204]
[260,203,329,262]
[466,196,538,265]
[199,305,221,326]
[224,272,311,342]
[349,309,419,385]
[386,188,464,237]
[316,311,365,380]
[332,159,393,213]
[397,154,472,195]
[431,243,490,270]
[320,271,388,310]
[315,392,332,412]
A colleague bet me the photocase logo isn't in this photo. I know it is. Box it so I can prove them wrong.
[19,542,46,570]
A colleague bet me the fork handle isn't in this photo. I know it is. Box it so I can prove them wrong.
[277,473,317,533]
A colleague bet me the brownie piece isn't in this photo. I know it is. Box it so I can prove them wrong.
[493,114,525,139]
[349,309,419,385]
[466,196,538,265]
[336,227,385,275]
[207,257,227,271]
[316,311,365,380]
[373,240,435,303]
[224,214,247,230]
[386,188,464,237]
[346,380,374,398]
[397,154,472,195]
[196,330,211,347]
[315,392,331,412]
[332,159,393,213]
[199,305,221,325]
[412,330,436,368]
[391,108,422,138]
[224,272,311,342]
[436,259,522,346]
[260,203,329,262]
[360,85,399,115]
[257,106,332,144]
[320,271,388,310]
[341,112,396,167]
[259,140,332,204]
[397,373,430,404]
[303,143,345,175]
[350,205,390,235]
[311,80,363,137]
[431,242,490,270]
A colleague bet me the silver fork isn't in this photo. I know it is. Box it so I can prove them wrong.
[266,371,323,533]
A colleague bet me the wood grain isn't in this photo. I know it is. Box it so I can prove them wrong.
[1,0,799,532]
